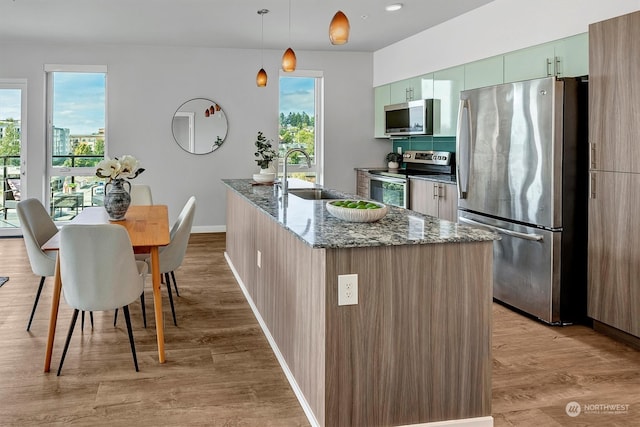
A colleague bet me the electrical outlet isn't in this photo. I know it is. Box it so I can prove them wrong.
[257,250,262,268]
[338,274,358,306]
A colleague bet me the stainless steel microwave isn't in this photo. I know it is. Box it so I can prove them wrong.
[384,99,440,136]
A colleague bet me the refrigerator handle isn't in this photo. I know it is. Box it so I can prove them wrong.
[459,217,544,242]
[456,98,470,199]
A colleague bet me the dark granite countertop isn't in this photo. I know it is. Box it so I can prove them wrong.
[222,179,497,249]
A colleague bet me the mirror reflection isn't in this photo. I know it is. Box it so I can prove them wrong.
[172,98,228,154]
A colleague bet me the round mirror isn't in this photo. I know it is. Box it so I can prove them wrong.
[172,98,228,154]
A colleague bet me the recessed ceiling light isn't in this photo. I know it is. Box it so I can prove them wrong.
[385,3,403,12]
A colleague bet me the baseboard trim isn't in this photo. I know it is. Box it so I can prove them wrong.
[225,251,494,427]
[593,320,640,350]
[398,416,493,426]
[224,251,321,427]
[192,225,225,233]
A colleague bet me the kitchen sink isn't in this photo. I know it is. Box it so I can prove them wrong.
[288,189,342,200]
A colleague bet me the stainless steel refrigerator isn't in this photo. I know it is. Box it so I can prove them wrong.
[456,76,588,324]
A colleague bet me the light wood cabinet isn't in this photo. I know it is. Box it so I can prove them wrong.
[356,169,370,198]
[589,14,640,174]
[588,11,640,340]
[225,186,493,426]
[410,178,458,222]
[588,171,640,337]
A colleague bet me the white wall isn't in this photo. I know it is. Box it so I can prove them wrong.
[0,42,389,231]
[374,0,640,86]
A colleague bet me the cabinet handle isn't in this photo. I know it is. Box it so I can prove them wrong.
[546,58,552,77]
[555,56,561,76]
[589,173,596,199]
[433,183,439,199]
[590,143,596,169]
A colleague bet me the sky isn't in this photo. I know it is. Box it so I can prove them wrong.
[52,72,106,135]
[279,77,314,115]
[0,89,21,121]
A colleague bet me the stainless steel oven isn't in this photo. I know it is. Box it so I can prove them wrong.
[368,150,455,209]
[369,174,408,208]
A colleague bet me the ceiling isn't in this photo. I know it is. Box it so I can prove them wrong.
[0,0,494,52]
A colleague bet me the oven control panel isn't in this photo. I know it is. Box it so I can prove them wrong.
[403,150,452,166]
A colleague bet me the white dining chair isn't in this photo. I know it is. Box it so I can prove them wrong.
[130,184,153,206]
[148,196,196,326]
[57,223,148,376]
[16,198,58,331]
[115,196,196,327]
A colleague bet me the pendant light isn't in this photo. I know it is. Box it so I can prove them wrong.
[256,9,269,87]
[281,0,296,72]
[329,10,350,45]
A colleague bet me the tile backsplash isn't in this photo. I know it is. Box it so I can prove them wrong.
[392,136,456,154]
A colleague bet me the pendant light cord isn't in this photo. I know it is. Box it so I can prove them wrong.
[288,0,292,46]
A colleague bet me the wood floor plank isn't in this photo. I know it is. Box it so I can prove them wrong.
[1,233,639,426]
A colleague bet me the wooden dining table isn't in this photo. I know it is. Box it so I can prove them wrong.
[41,205,171,372]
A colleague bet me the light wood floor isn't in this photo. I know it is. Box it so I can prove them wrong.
[0,233,639,426]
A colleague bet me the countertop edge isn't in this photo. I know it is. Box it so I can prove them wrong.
[222,179,498,249]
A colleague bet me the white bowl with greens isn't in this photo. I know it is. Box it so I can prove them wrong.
[326,199,388,222]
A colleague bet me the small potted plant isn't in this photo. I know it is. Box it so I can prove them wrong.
[386,152,403,170]
[254,131,278,174]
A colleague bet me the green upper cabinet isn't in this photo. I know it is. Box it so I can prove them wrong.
[434,65,465,136]
[421,73,434,99]
[374,85,391,138]
[390,76,423,104]
[504,42,556,82]
[554,33,589,78]
[504,33,589,83]
[374,33,588,140]
[464,56,504,90]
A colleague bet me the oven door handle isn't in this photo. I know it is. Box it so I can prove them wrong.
[368,175,407,184]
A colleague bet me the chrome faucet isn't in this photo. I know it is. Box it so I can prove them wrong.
[281,148,311,195]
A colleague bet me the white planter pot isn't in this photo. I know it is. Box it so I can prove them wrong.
[260,165,277,175]
[388,161,399,170]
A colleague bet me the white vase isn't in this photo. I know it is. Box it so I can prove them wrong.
[388,161,399,170]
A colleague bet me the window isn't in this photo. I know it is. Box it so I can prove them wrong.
[0,79,26,234]
[46,65,107,221]
[279,71,323,184]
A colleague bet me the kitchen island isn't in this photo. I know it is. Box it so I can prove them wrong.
[223,179,497,427]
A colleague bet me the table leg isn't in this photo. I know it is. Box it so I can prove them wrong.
[150,247,166,363]
[44,255,62,372]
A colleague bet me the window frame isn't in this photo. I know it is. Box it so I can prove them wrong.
[278,70,324,185]
[45,64,108,178]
